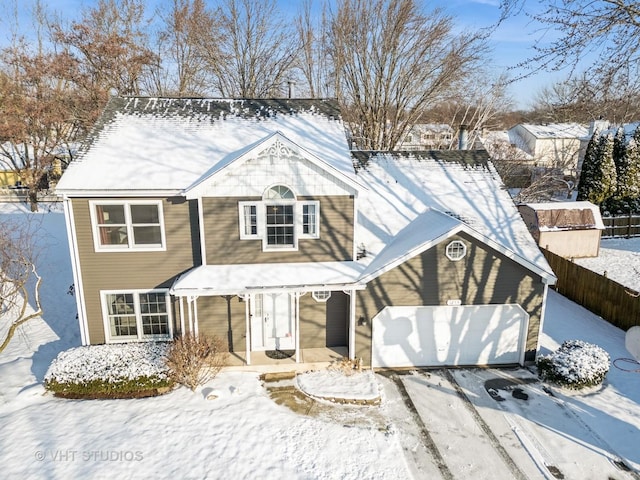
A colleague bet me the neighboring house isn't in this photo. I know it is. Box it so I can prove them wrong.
[56,97,556,370]
[397,124,454,150]
[518,201,605,258]
[508,123,588,175]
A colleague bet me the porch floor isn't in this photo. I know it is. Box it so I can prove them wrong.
[222,346,349,373]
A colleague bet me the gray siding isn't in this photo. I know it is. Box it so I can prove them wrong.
[299,291,350,349]
[355,232,545,366]
[72,197,197,344]
[202,196,354,264]
[196,295,246,352]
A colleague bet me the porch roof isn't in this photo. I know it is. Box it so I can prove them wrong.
[170,261,367,296]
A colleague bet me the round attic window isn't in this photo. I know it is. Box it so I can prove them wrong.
[445,240,467,261]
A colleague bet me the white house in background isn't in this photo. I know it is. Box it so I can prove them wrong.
[398,124,454,150]
[508,123,589,175]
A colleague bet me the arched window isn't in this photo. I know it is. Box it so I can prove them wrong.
[238,184,320,250]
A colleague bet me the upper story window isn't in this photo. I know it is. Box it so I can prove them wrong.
[90,200,166,252]
[238,185,319,251]
[445,240,467,261]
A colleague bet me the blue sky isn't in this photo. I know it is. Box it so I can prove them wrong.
[1,0,566,109]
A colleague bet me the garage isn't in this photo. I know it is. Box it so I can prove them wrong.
[371,304,529,368]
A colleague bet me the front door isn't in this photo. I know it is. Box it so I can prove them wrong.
[250,293,295,351]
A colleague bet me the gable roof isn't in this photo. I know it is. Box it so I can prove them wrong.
[183,130,365,199]
[521,201,605,231]
[56,97,355,196]
[511,123,588,140]
[352,150,556,283]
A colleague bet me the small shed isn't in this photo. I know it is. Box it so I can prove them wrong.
[518,201,605,258]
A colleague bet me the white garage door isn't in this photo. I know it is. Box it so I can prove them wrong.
[371,304,529,368]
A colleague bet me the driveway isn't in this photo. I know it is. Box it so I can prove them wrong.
[381,368,639,480]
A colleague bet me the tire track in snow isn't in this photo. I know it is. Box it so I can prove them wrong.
[441,369,530,480]
[384,372,454,480]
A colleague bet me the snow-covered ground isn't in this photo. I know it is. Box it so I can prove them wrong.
[1,203,640,479]
[574,237,640,291]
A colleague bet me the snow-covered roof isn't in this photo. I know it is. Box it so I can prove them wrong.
[352,151,555,282]
[56,97,355,195]
[171,261,366,296]
[522,201,605,231]
[514,123,588,140]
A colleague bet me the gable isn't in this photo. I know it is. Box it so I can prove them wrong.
[184,133,361,199]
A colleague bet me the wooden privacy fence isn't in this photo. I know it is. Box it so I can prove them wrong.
[602,213,640,238]
[542,248,640,331]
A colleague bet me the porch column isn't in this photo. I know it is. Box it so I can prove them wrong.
[244,295,251,366]
[193,296,199,337]
[294,292,301,363]
[187,296,194,334]
[348,289,356,360]
[179,296,186,335]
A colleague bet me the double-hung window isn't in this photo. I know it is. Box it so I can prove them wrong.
[91,200,165,251]
[103,290,172,342]
[238,186,320,251]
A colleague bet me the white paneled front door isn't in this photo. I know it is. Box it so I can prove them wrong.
[250,293,295,350]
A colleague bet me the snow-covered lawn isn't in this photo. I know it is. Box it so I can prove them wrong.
[574,236,640,291]
[1,203,640,479]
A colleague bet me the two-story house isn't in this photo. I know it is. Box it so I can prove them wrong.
[56,97,556,369]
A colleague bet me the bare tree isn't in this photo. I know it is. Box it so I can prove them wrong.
[426,72,513,149]
[330,0,487,151]
[529,76,640,124]
[293,0,334,98]
[52,0,157,97]
[504,1,640,98]
[0,42,80,210]
[195,0,298,97]
[0,216,42,354]
[146,0,212,96]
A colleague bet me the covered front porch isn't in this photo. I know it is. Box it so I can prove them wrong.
[169,262,365,367]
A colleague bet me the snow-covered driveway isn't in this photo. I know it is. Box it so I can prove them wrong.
[393,367,639,480]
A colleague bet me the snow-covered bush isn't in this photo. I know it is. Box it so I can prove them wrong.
[45,342,173,398]
[537,340,610,389]
[165,334,228,391]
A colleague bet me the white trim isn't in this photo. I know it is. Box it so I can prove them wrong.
[193,296,199,337]
[63,198,90,345]
[244,296,251,365]
[312,290,331,302]
[56,189,181,197]
[89,199,167,253]
[445,240,467,261]
[360,224,557,285]
[183,131,365,199]
[352,195,358,261]
[299,201,320,239]
[187,296,194,334]
[535,283,551,361]
[294,293,301,363]
[348,289,356,360]
[100,289,174,343]
[238,201,260,240]
[179,296,185,335]
[197,197,207,265]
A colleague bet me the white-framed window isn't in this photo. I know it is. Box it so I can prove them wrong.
[237,185,320,251]
[90,200,166,252]
[445,240,467,261]
[312,291,331,302]
[101,289,172,342]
